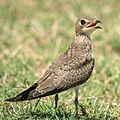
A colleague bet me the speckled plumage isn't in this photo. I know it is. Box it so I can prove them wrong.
[5,17,102,114]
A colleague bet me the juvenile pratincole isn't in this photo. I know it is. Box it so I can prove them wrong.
[5,17,102,114]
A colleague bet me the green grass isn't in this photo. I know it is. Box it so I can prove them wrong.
[0,0,120,119]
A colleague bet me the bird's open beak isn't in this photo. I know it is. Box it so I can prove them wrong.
[87,20,102,29]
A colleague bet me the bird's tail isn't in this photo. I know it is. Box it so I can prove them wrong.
[5,83,39,102]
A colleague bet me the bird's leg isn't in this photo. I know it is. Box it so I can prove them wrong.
[55,94,59,108]
[75,87,88,116]
[74,86,79,116]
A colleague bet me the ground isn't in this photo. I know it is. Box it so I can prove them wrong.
[0,0,120,120]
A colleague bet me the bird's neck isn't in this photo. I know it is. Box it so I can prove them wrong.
[66,34,93,60]
[74,34,91,45]
[79,34,91,41]
[73,34,93,60]
[76,32,91,40]
[72,34,92,55]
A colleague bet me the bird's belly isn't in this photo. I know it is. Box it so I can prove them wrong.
[77,59,94,85]
[68,59,95,88]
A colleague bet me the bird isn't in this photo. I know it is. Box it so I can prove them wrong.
[5,17,102,115]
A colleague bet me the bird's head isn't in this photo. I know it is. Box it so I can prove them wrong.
[75,17,102,37]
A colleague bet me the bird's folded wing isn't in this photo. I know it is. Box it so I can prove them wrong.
[34,53,88,97]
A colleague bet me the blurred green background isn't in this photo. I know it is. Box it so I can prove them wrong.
[0,0,120,119]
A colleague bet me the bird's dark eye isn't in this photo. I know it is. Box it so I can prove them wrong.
[80,20,86,25]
